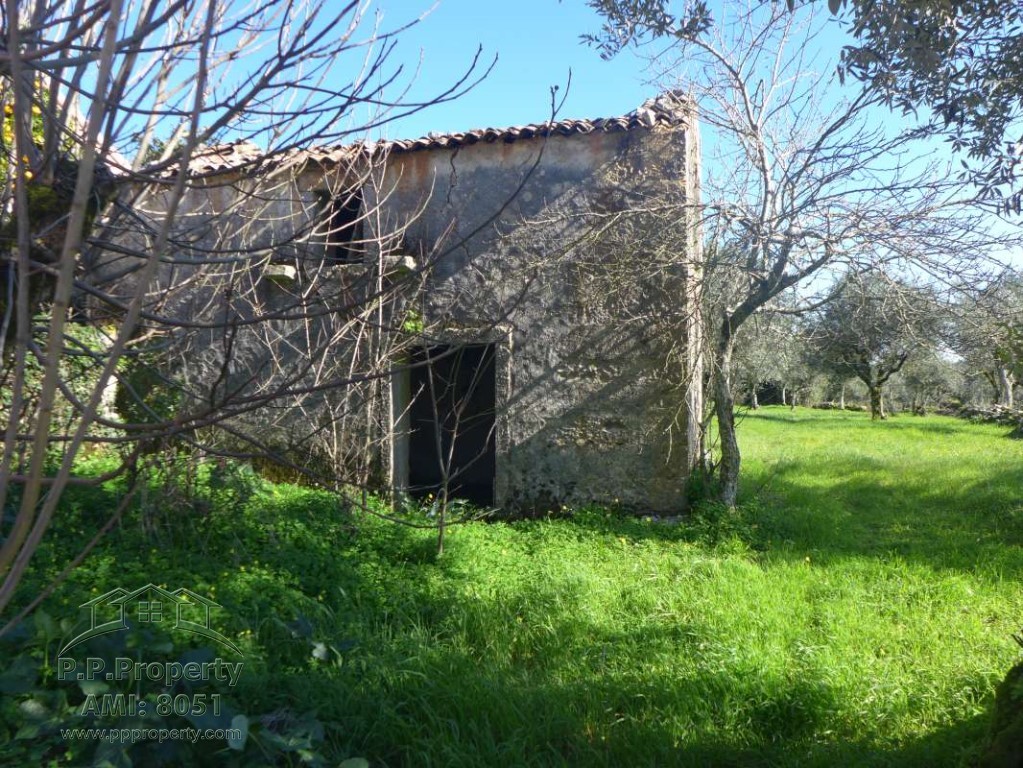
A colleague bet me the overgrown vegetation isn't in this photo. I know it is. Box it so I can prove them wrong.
[3,408,1022,766]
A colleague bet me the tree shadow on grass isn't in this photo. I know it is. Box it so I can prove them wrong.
[566,462,1023,581]
[608,408,1023,578]
[274,593,994,768]
[14,475,1003,768]
[736,460,1023,578]
[260,518,998,767]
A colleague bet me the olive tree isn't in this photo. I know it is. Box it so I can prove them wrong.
[807,272,944,420]
[828,0,1023,211]
[951,269,1023,408]
[732,311,811,408]
[892,350,962,413]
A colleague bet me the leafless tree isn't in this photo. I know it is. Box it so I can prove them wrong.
[587,0,1017,506]
[0,0,491,625]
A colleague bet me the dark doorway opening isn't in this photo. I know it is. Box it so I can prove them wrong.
[408,344,496,506]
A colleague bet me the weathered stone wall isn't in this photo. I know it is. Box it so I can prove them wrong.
[372,115,702,512]
[88,163,396,484]
[92,103,704,512]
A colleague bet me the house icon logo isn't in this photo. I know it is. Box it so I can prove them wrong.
[59,583,242,657]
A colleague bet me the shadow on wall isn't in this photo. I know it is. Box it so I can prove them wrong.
[402,315,693,516]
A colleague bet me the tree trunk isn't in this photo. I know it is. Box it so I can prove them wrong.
[781,385,787,406]
[437,490,447,556]
[996,365,1015,409]
[715,334,740,508]
[839,383,846,410]
[869,384,887,420]
[750,382,759,409]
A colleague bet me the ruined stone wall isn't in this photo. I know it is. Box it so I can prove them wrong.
[372,117,703,513]
[90,109,704,511]
[88,163,397,485]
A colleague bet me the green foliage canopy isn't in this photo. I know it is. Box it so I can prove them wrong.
[833,0,1023,211]
[581,0,1023,209]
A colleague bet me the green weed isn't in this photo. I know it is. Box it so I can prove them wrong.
[2,407,1021,766]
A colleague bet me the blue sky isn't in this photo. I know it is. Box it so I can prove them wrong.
[353,0,1019,267]
[364,1,877,139]
[367,0,656,139]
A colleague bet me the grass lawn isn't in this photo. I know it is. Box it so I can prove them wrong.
[4,407,1023,766]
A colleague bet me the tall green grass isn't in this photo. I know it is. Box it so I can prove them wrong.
[6,408,1023,766]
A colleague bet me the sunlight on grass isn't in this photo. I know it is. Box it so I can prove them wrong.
[9,407,1023,766]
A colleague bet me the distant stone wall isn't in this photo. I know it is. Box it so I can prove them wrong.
[947,404,1023,428]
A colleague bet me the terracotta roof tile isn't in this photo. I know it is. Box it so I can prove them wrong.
[188,140,268,174]
[174,92,692,176]
[380,92,691,154]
